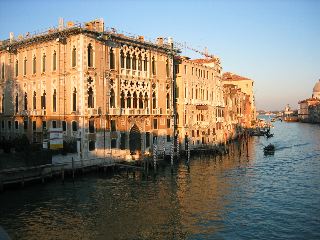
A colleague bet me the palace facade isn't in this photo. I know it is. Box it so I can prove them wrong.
[0,18,257,160]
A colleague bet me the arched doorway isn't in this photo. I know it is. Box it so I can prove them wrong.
[129,124,141,154]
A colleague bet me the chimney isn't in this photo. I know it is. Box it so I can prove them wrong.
[9,32,14,43]
[156,37,164,46]
[138,36,144,42]
[168,37,173,48]
[58,17,64,31]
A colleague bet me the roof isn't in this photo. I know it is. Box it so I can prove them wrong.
[222,72,251,81]
[190,58,216,64]
[298,98,320,104]
[313,79,320,92]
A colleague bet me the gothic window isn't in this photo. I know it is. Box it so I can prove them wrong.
[166,59,169,78]
[110,48,115,69]
[15,93,18,113]
[151,57,156,75]
[120,50,125,68]
[42,53,46,72]
[127,92,131,108]
[33,91,36,110]
[88,87,94,108]
[120,91,125,108]
[110,88,115,108]
[41,91,46,109]
[166,93,170,109]
[126,52,131,69]
[88,44,93,67]
[53,51,57,71]
[144,93,148,108]
[73,88,77,112]
[89,118,95,133]
[139,92,143,109]
[32,55,36,74]
[152,92,156,109]
[133,92,137,108]
[72,121,77,131]
[24,92,27,110]
[53,89,57,112]
[138,54,142,71]
[132,53,136,70]
[72,46,76,67]
[15,59,18,77]
[144,56,147,71]
[24,58,27,75]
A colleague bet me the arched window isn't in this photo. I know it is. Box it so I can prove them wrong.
[127,92,131,108]
[144,93,148,108]
[138,54,142,71]
[139,92,143,109]
[72,88,77,112]
[15,93,18,113]
[88,87,94,108]
[53,51,57,71]
[133,92,137,108]
[196,88,198,99]
[72,46,76,67]
[33,91,36,110]
[23,58,27,75]
[144,56,147,71]
[166,93,170,109]
[120,50,125,68]
[32,55,36,74]
[120,91,125,108]
[15,59,18,77]
[87,44,93,67]
[42,53,46,72]
[52,89,56,112]
[24,92,27,110]
[151,57,156,75]
[126,52,131,69]
[41,91,46,109]
[152,92,156,109]
[110,48,115,69]
[72,121,78,131]
[132,53,136,70]
[110,89,115,108]
[166,59,169,77]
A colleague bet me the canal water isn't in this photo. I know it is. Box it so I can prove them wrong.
[1,120,320,240]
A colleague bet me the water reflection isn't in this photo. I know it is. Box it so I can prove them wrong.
[1,121,320,239]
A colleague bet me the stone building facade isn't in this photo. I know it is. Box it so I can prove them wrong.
[174,57,225,150]
[298,79,320,123]
[0,19,177,160]
[0,18,257,160]
[222,72,256,127]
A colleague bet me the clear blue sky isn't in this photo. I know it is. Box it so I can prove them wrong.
[1,0,319,111]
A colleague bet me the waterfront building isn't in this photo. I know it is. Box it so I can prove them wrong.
[223,84,249,139]
[298,79,320,123]
[0,19,177,160]
[222,72,256,126]
[174,57,225,150]
[0,18,258,162]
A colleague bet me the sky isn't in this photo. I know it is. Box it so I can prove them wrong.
[0,0,319,111]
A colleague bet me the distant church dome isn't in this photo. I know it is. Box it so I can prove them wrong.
[312,79,320,99]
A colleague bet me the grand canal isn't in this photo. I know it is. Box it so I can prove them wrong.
[1,120,320,239]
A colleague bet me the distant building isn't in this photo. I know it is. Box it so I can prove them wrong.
[298,79,320,123]
[222,72,256,127]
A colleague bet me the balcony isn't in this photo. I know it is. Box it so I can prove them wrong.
[19,110,29,116]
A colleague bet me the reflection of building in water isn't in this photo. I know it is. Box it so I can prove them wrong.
[298,79,320,123]
[0,18,257,161]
